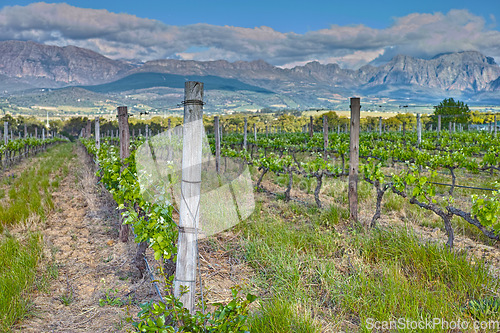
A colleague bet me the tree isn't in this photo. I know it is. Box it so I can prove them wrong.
[433,98,470,127]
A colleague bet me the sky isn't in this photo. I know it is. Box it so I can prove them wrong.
[0,1,499,69]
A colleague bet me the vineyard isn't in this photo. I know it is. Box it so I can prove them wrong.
[1,94,500,332]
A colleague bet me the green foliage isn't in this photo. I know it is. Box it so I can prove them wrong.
[433,97,471,126]
[128,286,256,333]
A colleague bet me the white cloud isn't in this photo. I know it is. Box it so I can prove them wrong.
[0,3,499,68]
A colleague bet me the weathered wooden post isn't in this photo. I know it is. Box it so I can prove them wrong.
[309,116,314,138]
[42,128,45,140]
[323,115,328,156]
[117,106,130,242]
[243,117,248,150]
[495,115,497,137]
[379,117,382,136]
[35,127,38,139]
[349,97,360,224]
[449,121,452,132]
[174,81,204,314]
[145,124,149,139]
[3,122,7,144]
[438,115,441,134]
[253,123,257,141]
[266,125,268,137]
[86,120,91,138]
[417,113,422,146]
[215,116,221,174]
[95,117,100,150]
[24,124,27,138]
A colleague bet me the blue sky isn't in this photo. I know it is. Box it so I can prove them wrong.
[0,1,499,68]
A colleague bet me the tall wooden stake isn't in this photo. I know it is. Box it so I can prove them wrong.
[118,106,130,242]
[86,120,91,138]
[174,81,203,314]
[214,116,221,173]
[323,115,328,156]
[95,117,100,150]
[349,98,360,224]
[309,116,314,138]
[243,117,248,150]
[3,122,7,144]
[379,117,382,136]
[417,113,422,146]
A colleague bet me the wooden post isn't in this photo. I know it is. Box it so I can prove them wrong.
[24,124,27,138]
[117,106,130,242]
[495,115,497,137]
[438,115,441,134]
[42,128,45,140]
[349,98,360,224]
[215,116,221,173]
[95,117,100,150]
[309,116,313,138]
[243,117,248,150]
[379,117,382,136]
[174,81,203,314]
[453,122,456,132]
[266,125,268,137]
[86,120,91,138]
[253,123,257,141]
[3,122,7,144]
[323,115,328,155]
[417,113,421,146]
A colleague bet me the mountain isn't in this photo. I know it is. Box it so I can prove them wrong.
[0,40,132,87]
[1,40,499,111]
[81,72,272,94]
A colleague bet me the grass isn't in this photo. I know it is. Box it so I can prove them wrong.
[238,194,500,332]
[0,232,43,332]
[0,143,73,231]
[0,143,74,332]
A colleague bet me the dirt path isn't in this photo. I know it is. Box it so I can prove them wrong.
[12,144,158,333]
[8,144,256,332]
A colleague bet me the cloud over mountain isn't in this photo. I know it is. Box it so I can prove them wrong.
[0,3,498,69]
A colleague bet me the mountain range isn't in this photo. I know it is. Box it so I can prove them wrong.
[1,40,499,113]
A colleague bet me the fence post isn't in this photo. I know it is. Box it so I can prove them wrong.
[437,115,441,134]
[174,81,203,314]
[86,120,91,138]
[42,128,45,140]
[417,113,421,146]
[495,115,497,137]
[243,117,248,150]
[95,117,100,150]
[253,123,257,141]
[24,124,27,138]
[349,97,360,224]
[323,115,328,156]
[309,116,314,138]
[215,116,221,173]
[117,106,130,242]
[3,122,7,144]
[379,117,382,136]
